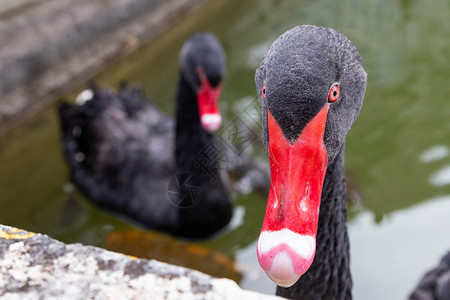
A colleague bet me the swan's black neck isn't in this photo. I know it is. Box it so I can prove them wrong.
[277,146,352,300]
[173,72,231,237]
[175,73,215,174]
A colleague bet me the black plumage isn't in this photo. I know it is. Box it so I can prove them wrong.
[58,33,233,238]
[409,251,450,300]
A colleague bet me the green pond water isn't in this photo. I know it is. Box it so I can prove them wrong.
[1,0,450,298]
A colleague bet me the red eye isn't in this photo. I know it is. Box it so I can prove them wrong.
[328,84,340,103]
[261,84,266,99]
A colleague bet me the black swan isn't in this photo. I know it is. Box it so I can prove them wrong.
[409,250,450,300]
[254,25,367,299]
[58,33,233,238]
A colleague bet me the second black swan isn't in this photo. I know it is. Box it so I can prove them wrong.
[58,33,232,238]
[409,250,450,300]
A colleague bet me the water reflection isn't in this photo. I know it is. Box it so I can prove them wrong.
[350,196,450,300]
[105,229,242,282]
[420,145,450,164]
[430,166,450,187]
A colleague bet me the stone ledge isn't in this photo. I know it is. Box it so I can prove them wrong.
[0,0,209,135]
[0,225,282,300]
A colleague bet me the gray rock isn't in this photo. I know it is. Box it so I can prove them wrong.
[0,224,282,300]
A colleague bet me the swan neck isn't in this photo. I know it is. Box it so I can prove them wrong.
[174,73,215,175]
[171,72,231,237]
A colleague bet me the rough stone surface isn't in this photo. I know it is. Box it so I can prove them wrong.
[0,225,282,300]
[0,0,209,134]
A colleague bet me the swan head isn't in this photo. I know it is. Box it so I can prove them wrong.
[254,25,367,287]
[180,33,226,132]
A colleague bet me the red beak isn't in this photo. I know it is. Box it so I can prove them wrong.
[196,68,222,132]
[257,105,329,287]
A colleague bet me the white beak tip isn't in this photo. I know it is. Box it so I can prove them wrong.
[266,251,302,287]
[257,229,316,287]
[201,114,222,132]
